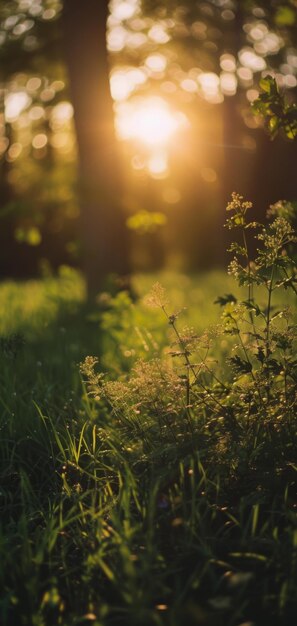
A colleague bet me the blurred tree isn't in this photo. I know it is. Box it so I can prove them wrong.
[0,0,76,278]
[62,0,130,296]
[0,0,296,282]
[0,0,131,295]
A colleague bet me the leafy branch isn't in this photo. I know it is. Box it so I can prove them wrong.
[252,75,297,140]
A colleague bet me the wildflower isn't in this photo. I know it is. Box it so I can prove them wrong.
[143,282,169,309]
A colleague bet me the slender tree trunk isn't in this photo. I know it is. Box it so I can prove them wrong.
[62,0,130,298]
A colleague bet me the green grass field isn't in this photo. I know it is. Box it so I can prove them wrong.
[0,268,296,626]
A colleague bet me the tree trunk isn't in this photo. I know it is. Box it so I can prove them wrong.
[62,0,130,298]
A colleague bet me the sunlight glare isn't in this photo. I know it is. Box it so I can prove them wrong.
[148,24,170,44]
[148,152,168,177]
[116,98,182,146]
[110,68,147,101]
[197,73,223,103]
[220,54,236,72]
[51,102,74,127]
[145,54,167,72]
[5,92,31,122]
[112,1,138,22]
[238,47,266,72]
[108,25,128,51]
[220,72,238,96]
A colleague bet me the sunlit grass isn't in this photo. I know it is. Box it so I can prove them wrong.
[0,269,296,626]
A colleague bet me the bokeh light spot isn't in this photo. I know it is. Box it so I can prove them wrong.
[5,92,31,122]
[148,152,168,177]
[145,54,167,72]
[220,72,237,96]
[32,133,47,149]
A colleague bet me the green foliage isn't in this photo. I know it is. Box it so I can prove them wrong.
[79,195,297,624]
[0,332,24,359]
[84,195,297,462]
[14,226,42,246]
[252,75,297,139]
[0,210,296,625]
[274,5,296,27]
[2,0,297,278]
[126,210,167,234]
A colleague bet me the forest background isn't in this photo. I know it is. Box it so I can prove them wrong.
[1,0,296,292]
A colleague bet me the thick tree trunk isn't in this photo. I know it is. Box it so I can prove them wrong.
[62,0,130,297]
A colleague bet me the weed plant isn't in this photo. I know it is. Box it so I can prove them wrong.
[80,195,297,625]
[0,198,296,626]
[83,195,297,474]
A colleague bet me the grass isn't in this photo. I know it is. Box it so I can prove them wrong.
[0,266,296,626]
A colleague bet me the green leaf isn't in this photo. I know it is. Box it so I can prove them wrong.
[252,76,297,140]
[264,359,282,374]
[256,348,265,364]
[269,102,283,116]
[275,6,296,27]
[229,355,252,374]
[242,300,262,316]
[259,76,278,95]
[214,294,237,306]
[269,116,279,133]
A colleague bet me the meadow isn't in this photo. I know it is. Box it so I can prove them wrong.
[1,199,296,626]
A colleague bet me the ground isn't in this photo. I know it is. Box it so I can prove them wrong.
[0,269,296,626]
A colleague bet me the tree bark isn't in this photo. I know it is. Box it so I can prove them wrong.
[62,0,130,298]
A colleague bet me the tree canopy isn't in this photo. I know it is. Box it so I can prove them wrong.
[0,0,296,284]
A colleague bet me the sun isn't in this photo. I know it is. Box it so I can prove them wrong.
[116,97,185,146]
[131,100,178,145]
